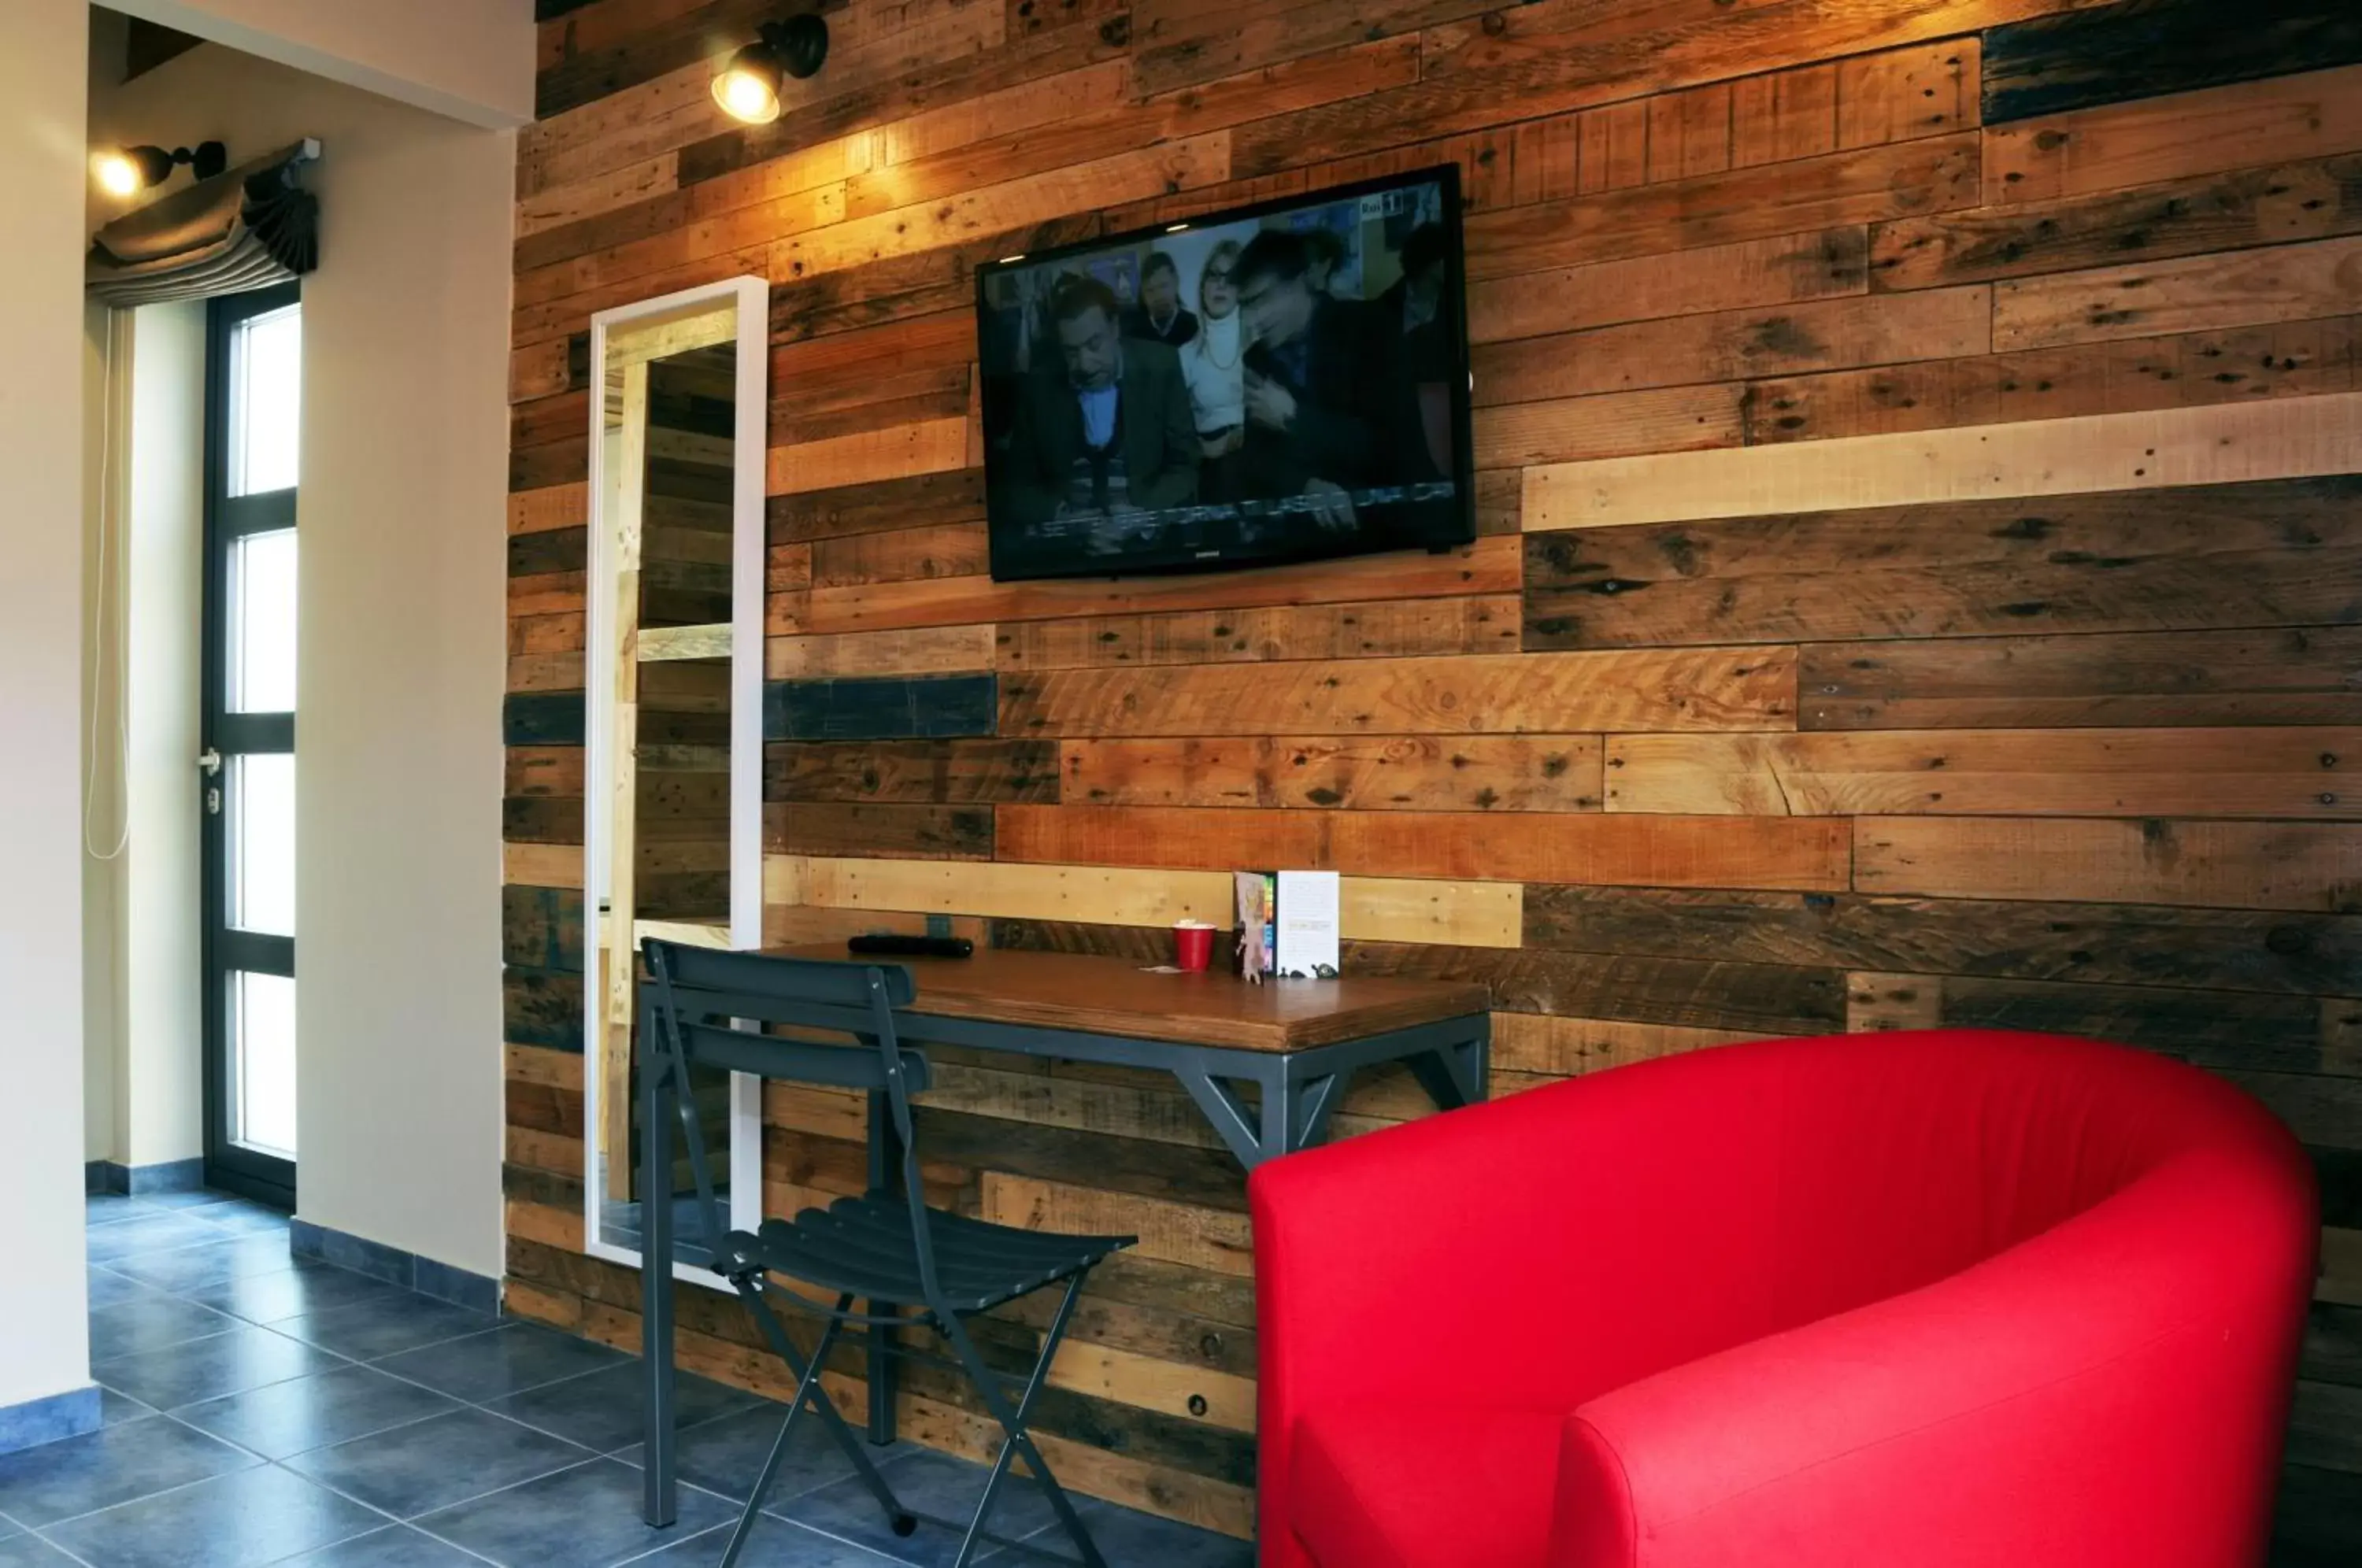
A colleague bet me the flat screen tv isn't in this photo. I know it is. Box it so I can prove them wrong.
[977,165,1473,582]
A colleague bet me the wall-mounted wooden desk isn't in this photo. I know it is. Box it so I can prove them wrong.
[639,945,1490,1524]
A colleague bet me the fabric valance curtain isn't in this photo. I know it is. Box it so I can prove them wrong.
[86,139,320,307]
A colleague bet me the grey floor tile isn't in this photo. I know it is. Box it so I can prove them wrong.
[488,1366,761,1457]
[0,1535,81,1566]
[174,1365,464,1462]
[415,1458,735,1568]
[1015,1500,1253,1568]
[372,1323,628,1403]
[277,1295,501,1363]
[42,1462,385,1568]
[185,1200,294,1238]
[110,1234,301,1292]
[0,1417,256,1529]
[623,1515,907,1566]
[85,1212,235,1265]
[187,1263,413,1327]
[611,1403,894,1511]
[87,1294,241,1363]
[94,1323,342,1412]
[135,1189,242,1213]
[96,1390,157,1431]
[281,1407,590,1520]
[85,1268,168,1310]
[275,1523,489,1566]
[776,1451,1056,1568]
[85,1194,146,1229]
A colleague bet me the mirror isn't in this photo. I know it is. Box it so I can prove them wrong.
[582,278,767,1279]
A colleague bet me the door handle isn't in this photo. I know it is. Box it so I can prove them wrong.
[197,747,224,776]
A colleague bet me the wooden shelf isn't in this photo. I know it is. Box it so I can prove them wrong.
[635,623,731,661]
[631,916,731,950]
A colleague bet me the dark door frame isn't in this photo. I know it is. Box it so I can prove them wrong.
[200,282,301,1208]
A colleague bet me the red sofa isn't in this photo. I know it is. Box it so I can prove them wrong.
[1249,1029,2316,1568]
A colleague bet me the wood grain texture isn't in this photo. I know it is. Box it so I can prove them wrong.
[1854,817,2362,912]
[1981,0,2362,124]
[1058,735,1604,812]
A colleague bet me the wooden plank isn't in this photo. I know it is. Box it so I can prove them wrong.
[1835,35,1978,150]
[1525,477,2362,649]
[1472,385,1747,469]
[506,745,585,799]
[764,801,993,862]
[1847,970,2331,1075]
[1854,818,2362,912]
[1985,62,2362,205]
[1982,0,2362,124]
[983,1174,1253,1278]
[768,468,984,544]
[504,841,584,890]
[763,674,998,741]
[1744,315,2362,447]
[1993,235,2362,353]
[503,885,586,973]
[1130,0,1490,97]
[505,692,587,746]
[1523,390,2362,531]
[994,595,1521,672]
[1346,941,1847,1036]
[797,856,1238,929]
[1465,226,1870,346]
[800,536,1522,635]
[767,625,996,679]
[1473,286,1991,406]
[766,739,1058,804]
[1001,647,1797,738]
[810,523,990,588]
[1339,877,1521,950]
[1490,1011,1760,1075]
[766,418,969,497]
[634,622,730,661]
[995,805,1851,892]
[1871,154,2362,292]
[1464,135,1979,283]
[1525,882,2362,997]
[1801,627,2362,730]
[1057,735,1603,812]
[1605,729,2362,819]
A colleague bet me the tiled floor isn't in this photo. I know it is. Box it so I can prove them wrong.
[0,1190,1249,1567]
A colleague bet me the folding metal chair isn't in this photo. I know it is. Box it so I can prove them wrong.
[639,939,1136,1568]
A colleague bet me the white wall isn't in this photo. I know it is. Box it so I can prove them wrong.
[1,0,96,1414]
[103,0,533,128]
[91,39,514,1278]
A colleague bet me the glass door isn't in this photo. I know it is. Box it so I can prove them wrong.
[202,284,301,1206]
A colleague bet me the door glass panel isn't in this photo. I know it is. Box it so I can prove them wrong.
[228,527,297,712]
[231,971,298,1158]
[229,305,302,496]
[228,754,294,937]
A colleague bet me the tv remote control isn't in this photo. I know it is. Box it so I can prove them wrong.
[847,934,974,959]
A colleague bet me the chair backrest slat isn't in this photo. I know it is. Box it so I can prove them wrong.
[681,1020,931,1093]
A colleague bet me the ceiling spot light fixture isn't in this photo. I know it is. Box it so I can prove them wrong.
[712,14,829,124]
[91,140,228,196]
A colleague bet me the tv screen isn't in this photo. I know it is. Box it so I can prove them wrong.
[977,166,1473,582]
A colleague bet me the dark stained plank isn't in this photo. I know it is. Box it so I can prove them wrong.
[1983,0,2362,124]
[1342,941,1847,1036]
[502,796,584,846]
[1801,627,2362,729]
[762,674,998,741]
[1871,155,2362,292]
[762,801,994,860]
[2272,1463,2362,1566]
[1846,971,2330,1074]
[504,964,583,1052]
[502,885,586,973]
[768,468,985,545]
[505,691,587,746]
[1524,884,2362,997]
[1523,478,2362,649]
[765,738,1057,804]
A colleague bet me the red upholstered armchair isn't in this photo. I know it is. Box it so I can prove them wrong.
[1250,1029,2316,1568]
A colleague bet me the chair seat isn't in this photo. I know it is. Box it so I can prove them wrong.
[1291,1403,1566,1568]
[719,1195,1135,1315]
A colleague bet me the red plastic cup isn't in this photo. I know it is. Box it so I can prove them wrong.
[1174,920,1216,972]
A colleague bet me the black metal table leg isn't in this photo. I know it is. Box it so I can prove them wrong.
[642,1035,678,1527]
[864,1089,900,1445]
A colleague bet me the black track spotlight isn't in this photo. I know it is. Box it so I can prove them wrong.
[711,13,828,125]
[92,139,227,196]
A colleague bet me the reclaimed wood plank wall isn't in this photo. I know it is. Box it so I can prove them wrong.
[504,0,2362,1551]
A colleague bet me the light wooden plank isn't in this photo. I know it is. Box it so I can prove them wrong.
[1339,877,1522,949]
[1854,818,2362,912]
[1058,734,1604,812]
[1993,234,2362,352]
[766,419,970,497]
[1004,647,1797,737]
[1525,390,2362,530]
[1606,730,2362,819]
[505,841,585,889]
[1490,1012,1760,1075]
[795,856,1235,929]
[765,624,997,679]
[509,483,587,535]
[1464,226,1870,345]
[983,1174,1253,1278]
[635,623,731,661]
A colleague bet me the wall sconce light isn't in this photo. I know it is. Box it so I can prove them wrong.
[710,14,828,124]
[91,140,228,197]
